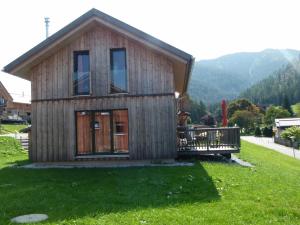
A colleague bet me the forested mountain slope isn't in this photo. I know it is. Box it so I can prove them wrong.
[188,49,300,103]
[240,61,300,105]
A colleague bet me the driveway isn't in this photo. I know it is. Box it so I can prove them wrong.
[241,136,300,160]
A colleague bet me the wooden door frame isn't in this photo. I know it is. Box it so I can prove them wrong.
[75,109,129,156]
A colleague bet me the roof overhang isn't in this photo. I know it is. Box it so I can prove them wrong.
[3,8,194,94]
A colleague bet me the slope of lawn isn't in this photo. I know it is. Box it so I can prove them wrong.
[0,137,28,168]
[0,124,27,134]
[0,137,299,225]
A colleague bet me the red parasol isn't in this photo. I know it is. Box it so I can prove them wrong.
[221,99,228,127]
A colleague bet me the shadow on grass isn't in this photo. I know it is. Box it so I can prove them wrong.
[0,163,220,223]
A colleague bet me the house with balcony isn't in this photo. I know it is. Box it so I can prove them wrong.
[3,8,195,161]
[4,8,240,162]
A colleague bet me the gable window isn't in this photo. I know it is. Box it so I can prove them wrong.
[73,51,90,95]
[110,48,127,93]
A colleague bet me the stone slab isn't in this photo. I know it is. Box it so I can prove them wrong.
[11,214,48,223]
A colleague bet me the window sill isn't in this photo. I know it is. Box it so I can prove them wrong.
[109,92,129,96]
[72,94,92,97]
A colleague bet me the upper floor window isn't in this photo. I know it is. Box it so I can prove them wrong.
[110,48,127,93]
[73,51,90,95]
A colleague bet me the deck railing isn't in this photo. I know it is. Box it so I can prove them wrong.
[177,127,240,152]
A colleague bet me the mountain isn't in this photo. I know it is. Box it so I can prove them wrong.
[188,49,300,104]
[240,60,300,105]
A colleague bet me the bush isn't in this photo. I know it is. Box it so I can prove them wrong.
[262,127,273,137]
[280,126,300,142]
[254,127,262,137]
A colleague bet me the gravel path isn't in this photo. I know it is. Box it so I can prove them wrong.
[241,136,300,160]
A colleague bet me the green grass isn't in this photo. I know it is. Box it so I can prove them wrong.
[0,138,299,225]
[0,137,28,168]
[0,124,27,134]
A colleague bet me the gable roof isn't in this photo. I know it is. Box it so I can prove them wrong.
[0,80,13,102]
[3,8,194,94]
[0,72,31,104]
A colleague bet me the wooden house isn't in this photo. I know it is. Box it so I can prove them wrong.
[3,9,194,161]
[0,81,13,115]
[0,80,31,121]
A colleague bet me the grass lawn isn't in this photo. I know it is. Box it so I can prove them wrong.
[0,124,28,134]
[0,137,299,225]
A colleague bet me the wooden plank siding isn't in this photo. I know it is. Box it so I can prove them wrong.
[31,96,176,161]
[31,25,174,101]
[29,23,177,161]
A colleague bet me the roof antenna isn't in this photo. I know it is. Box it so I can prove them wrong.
[44,17,50,38]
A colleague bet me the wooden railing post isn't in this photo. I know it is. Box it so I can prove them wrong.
[207,129,209,151]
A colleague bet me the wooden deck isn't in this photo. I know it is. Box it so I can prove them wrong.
[177,127,240,156]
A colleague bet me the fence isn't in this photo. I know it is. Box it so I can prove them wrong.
[177,127,240,152]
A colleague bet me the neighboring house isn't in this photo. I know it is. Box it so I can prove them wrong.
[4,8,194,162]
[274,118,300,148]
[6,102,31,122]
[275,118,300,137]
[0,80,31,121]
[0,81,13,115]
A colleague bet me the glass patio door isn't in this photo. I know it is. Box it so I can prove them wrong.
[76,110,128,155]
[112,110,128,153]
[94,111,111,153]
[76,111,93,154]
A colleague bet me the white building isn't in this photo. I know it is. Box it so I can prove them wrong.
[275,118,300,137]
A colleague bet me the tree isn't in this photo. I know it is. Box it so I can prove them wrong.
[228,99,259,118]
[199,101,207,117]
[227,99,263,132]
[189,100,207,124]
[201,114,216,126]
[180,95,207,124]
[264,106,291,126]
[282,95,293,115]
[229,110,257,133]
[209,102,222,124]
[292,103,300,117]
